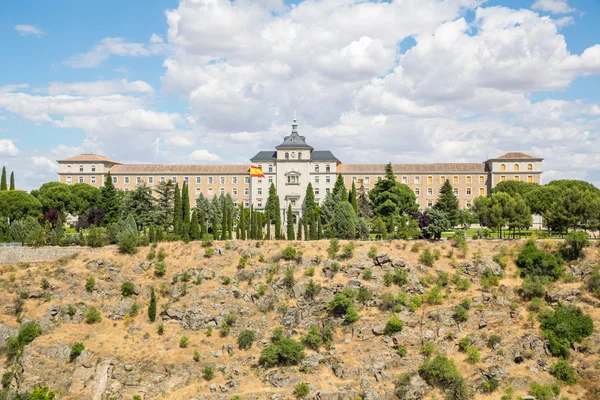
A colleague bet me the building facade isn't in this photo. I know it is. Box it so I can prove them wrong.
[57,119,543,223]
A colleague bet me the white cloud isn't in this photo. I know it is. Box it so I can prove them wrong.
[15,25,45,36]
[0,84,29,94]
[0,140,19,157]
[31,156,58,171]
[189,149,221,161]
[64,36,167,68]
[165,134,195,148]
[532,0,575,14]
[48,79,154,96]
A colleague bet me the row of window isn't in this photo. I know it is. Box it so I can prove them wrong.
[66,176,99,184]
[66,165,98,173]
[427,200,474,208]
[415,187,486,196]
[111,175,250,185]
[499,176,534,183]
[350,175,488,185]
[500,163,533,171]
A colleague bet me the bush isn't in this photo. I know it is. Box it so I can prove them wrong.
[516,240,564,281]
[327,239,340,259]
[204,247,215,258]
[480,378,499,393]
[420,342,435,357]
[585,268,600,298]
[305,279,321,300]
[157,247,167,261]
[193,350,200,362]
[148,287,157,322]
[550,359,577,384]
[517,276,549,299]
[344,306,360,324]
[282,246,297,260]
[453,306,469,323]
[487,335,501,348]
[480,267,499,288]
[529,382,561,400]
[302,325,323,350]
[154,262,166,277]
[529,297,543,312]
[304,266,315,277]
[237,330,256,350]
[284,268,295,288]
[118,233,138,254]
[120,281,135,297]
[540,304,594,357]
[259,338,305,367]
[85,277,95,292]
[362,268,373,280]
[203,365,214,380]
[357,287,373,304]
[179,336,189,348]
[69,342,85,362]
[385,316,404,335]
[419,355,468,400]
[396,345,407,357]
[466,346,480,363]
[271,327,284,344]
[419,248,434,267]
[458,337,471,352]
[157,324,164,335]
[294,382,310,397]
[340,242,355,259]
[368,246,377,258]
[17,322,42,349]
[85,306,102,324]
[2,371,12,388]
[41,277,50,290]
[328,293,352,316]
[562,231,590,260]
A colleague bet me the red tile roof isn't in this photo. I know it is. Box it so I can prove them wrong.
[492,152,541,160]
[59,154,120,164]
[340,163,486,174]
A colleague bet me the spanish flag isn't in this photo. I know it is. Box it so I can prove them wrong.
[250,165,265,178]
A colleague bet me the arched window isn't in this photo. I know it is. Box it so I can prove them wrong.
[79,165,84,172]
[67,165,71,172]
[298,152,302,160]
[285,152,289,159]
[514,164,519,171]
[528,164,533,171]
[92,165,96,172]
[326,165,331,172]
[500,164,506,171]
[315,165,320,173]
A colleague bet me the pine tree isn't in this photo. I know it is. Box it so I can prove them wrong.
[195,193,210,235]
[286,204,295,240]
[210,196,221,238]
[182,182,190,225]
[148,287,157,323]
[9,172,15,191]
[266,183,282,239]
[317,215,323,239]
[239,204,246,240]
[101,172,120,225]
[173,183,182,234]
[154,180,175,229]
[0,167,7,191]
[190,209,200,240]
[257,212,263,240]
[434,180,460,226]
[297,217,303,241]
[332,174,345,200]
[221,199,227,240]
[309,212,316,241]
[357,181,373,218]
[350,181,358,215]
[266,214,271,240]
[303,216,309,241]
[304,183,317,240]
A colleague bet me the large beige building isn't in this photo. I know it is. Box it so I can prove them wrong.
[57,119,543,223]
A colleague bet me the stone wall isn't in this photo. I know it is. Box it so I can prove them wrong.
[0,247,86,264]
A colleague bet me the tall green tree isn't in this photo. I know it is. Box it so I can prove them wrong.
[331,201,358,239]
[0,191,43,222]
[100,172,120,225]
[155,180,175,229]
[190,209,200,240]
[304,183,317,240]
[266,184,282,239]
[239,203,246,240]
[221,196,228,240]
[9,172,14,191]
[0,167,6,191]
[121,184,156,231]
[195,193,211,235]
[434,180,460,226]
[210,195,222,238]
[286,204,295,240]
[173,183,182,234]
[297,217,303,241]
[357,181,373,218]
[369,163,418,225]
[70,183,101,217]
[421,208,451,240]
[182,182,190,225]
[332,174,346,201]
[349,181,358,215]
[148,287,157,322]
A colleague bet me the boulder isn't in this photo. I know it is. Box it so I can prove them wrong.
[374,253,391,266]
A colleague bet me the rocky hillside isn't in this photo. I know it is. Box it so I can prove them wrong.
[0,239,599,400]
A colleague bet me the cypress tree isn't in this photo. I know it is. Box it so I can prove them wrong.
[221,199,227,240]
[309,212,316,241]
[257,212,263,240]
[101,172,120,225]
[332,174,345,200]
[228,207,233,240]
[210,196,221,239]
[286,205,295,240]
[148,287,157,322]
[173,183,182,234]
[190,209,200,240]
[182,182,190,225]
[297,217,303,241]
[0,167,7,190]
[9,172,14,191]
[389,216,395,236]
[239,204,246,240]
[266,214,271,240]
[317,215,323,239]
[303,216,309,241]
[304,183,317,240]
[350,181,358,215]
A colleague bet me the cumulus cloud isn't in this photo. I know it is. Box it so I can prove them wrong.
[532,0,575,14]
[15,25,45,36]
[64,36,168,68]
[31,156,58,171]
[189,149,221,161]
[0,140,19,157]
[48,79,154,96]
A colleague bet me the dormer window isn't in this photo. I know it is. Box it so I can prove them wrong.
[291,137,297,143]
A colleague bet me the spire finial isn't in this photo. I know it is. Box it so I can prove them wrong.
[294,107,297,122]
[291,110,298,134]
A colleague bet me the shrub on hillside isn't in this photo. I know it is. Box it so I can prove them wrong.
[516,240,564,281]
[203,365,214,380]
[550,359,578,385]
[585,268,600,298]
[259,338,305,368]
[69,342,85,362]
[328,293,352,316]
[282,246,297,260]
[540,304,593,357]
[418,355,468,400]
[85,306,102,324]
[120,281,135,297]
[294,382,310,397]
[516,276,549,300]
[237,330,256,350]
[302,325,323,350]
[528,382,560,400]
[327,239,340,259]
[384,316,404,335]
[340,242,355,259]
[562,231,590,260]
[18,322,42,347]
[154,262,166,277]
[419,248,434,267]
[118,233,138,254]
[85,277,95,292]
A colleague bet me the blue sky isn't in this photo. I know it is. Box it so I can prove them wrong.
[1,0,600,190]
